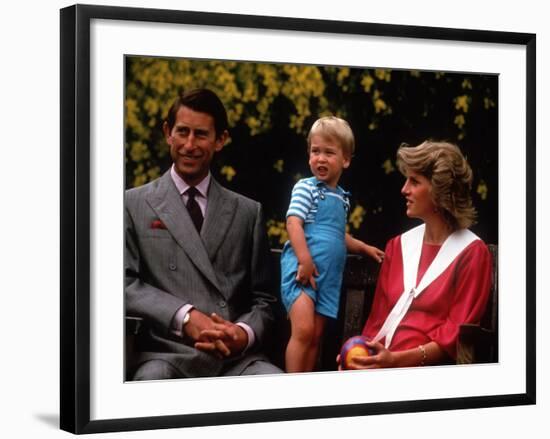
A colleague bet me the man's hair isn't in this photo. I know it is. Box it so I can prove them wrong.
[396,140,476,229]
[165,88,229,138]
[307,116,355,159]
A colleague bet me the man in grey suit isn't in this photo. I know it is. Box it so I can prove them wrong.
[125,88,282,380]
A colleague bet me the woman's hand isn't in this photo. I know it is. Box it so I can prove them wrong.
[338,340,396,370]
[338,340,447,369]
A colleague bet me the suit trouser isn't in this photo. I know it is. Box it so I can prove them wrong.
[133,358,283,380]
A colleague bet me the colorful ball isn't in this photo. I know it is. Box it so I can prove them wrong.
[339,335,373,370]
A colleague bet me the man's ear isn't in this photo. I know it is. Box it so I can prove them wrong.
[215,130,229,152]
[162,121,171,141]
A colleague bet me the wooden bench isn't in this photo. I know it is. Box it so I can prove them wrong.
[126,245,497,375]
[456,244,498,364]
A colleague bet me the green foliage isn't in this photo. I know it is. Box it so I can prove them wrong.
[125,56,498,247]
[125,57,333,187]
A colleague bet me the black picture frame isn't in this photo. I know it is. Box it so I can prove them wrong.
[60,4,536,434]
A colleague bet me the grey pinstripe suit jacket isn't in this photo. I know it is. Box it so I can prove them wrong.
[125,171,277,378]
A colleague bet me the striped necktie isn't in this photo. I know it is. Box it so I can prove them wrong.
[186,186,203,232]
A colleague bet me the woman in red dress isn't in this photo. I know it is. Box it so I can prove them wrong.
[341,140,492,369]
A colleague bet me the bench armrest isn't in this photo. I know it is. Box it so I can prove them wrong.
[456,323,497,364]
[126,315,144,335]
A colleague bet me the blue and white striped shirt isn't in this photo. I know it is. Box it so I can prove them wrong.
[286,177,350,223]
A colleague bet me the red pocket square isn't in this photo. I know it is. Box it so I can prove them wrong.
[151,219,167,229]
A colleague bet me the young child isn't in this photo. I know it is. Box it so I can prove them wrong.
[281,116,384,373]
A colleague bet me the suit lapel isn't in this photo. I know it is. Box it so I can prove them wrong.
[145,172,222,292]
[202,178,237,262]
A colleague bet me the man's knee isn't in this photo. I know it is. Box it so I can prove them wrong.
[240,360,283,376]
[132,360,183,381]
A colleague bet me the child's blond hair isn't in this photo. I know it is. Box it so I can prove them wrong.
[307,116,355,159]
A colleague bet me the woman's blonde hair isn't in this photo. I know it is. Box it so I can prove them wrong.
[307,116,355,159]
[396,140,476,229]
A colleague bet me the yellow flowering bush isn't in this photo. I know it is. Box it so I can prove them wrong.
[125,57,498,247]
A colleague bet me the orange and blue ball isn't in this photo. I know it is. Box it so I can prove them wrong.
[339,335,374,370]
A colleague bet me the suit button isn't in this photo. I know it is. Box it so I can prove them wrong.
[219,301,227,308]
[169,263,177,271]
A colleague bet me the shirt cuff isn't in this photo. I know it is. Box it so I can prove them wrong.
[171,304,194,338]
[236,322,255,351]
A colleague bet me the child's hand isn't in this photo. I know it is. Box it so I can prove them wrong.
[345,234,384,263]
[365,244,385,263]
[296,259,319,290]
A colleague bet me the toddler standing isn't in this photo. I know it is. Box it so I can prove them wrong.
[281,116,384,373]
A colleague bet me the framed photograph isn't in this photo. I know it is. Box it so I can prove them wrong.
[60,4,536,434]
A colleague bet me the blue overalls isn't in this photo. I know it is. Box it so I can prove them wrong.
[280,183,348,319]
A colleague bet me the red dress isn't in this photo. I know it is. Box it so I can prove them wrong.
[362,234,492,360]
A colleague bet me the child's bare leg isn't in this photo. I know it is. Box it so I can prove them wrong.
[304,313,327,371]
[285,292,315,373]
